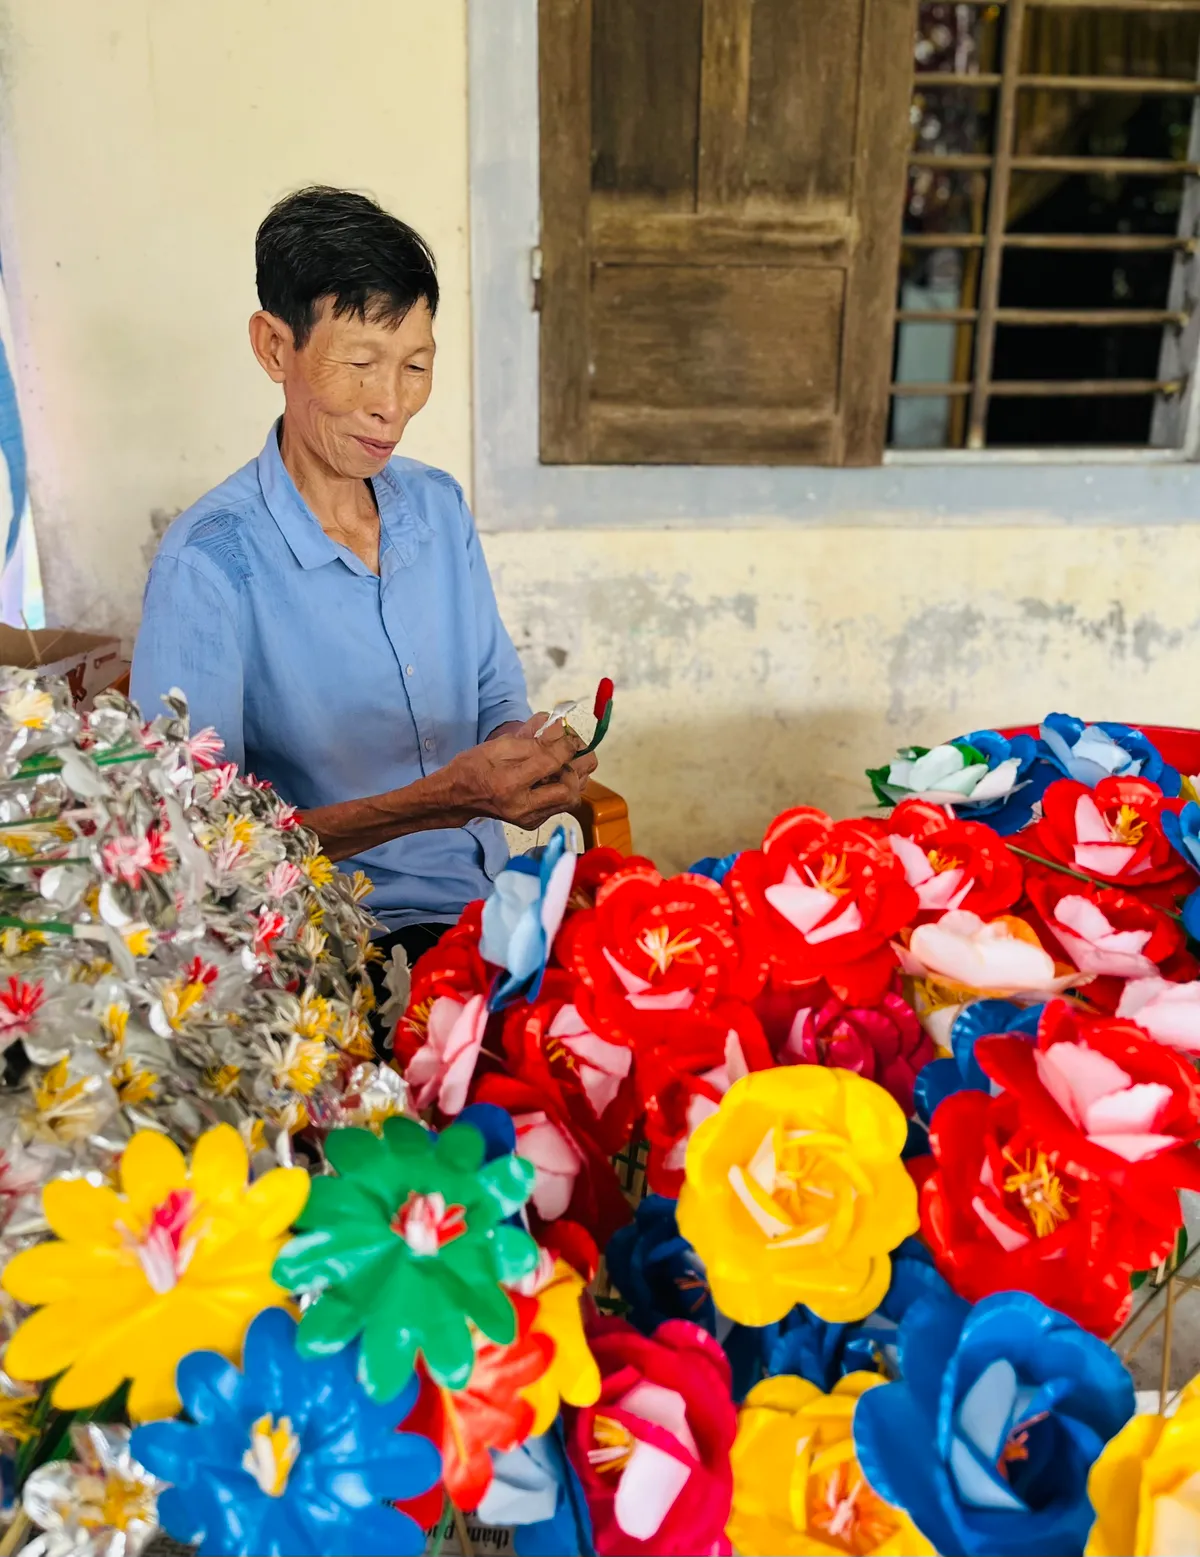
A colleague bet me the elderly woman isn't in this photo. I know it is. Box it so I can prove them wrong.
[132,187,594,967]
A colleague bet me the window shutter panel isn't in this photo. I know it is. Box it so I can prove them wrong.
[539,0,917,466]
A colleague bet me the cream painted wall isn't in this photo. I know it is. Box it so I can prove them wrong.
[0,0,473,630]
[2,0,1200,872]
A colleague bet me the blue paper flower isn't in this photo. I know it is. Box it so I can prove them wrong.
[685,852,741,884]
[605,1194,765,1399]
[475,1430,594,1557]
[1040,713,1181,796]
[480,827,577,1009]
[1163,800,1200,875]
[853,1289,1135,1557]
[131,1307,440,1557]
[762,1237,955,1390]
[913,999,1043,1124]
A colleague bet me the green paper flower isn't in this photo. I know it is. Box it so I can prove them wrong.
[272,1117,539,1399]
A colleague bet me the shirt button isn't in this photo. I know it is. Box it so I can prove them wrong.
[424,738,434,752]
[406,664,415,677]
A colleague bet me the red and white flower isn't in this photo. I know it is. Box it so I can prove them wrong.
[885,798,1024,918]
[0,976,44,1047]
[727,809,918,1005]
[101,826,171,888]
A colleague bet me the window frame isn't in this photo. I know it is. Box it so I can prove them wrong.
[468,0,1200,532]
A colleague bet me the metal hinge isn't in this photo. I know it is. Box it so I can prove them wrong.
[530,246,543,312]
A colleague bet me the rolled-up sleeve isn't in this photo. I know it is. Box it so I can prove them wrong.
[130,554,246,770]
[462,497,531,741]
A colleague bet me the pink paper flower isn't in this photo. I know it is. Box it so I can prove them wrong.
[262,861,304,901]
[511,1110,586,1220]
[781,989,933,1113]
[1118,978,1200,1055]
[567,1318,736,1557]
[545,1002,633,1120]
[185,728,225,769]
[405,992,488,1116]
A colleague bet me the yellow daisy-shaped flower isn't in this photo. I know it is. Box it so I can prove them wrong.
[2,1123,309,1421]
[522,1260,601,1435]
[728,1373,933,1557]
[677,1067,918,1327]
[302,853,336,889]
[1087,1373,1200,1555]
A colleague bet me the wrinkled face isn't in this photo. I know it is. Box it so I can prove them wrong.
[252,294,436,478]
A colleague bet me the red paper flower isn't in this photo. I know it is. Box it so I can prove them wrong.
[726,808,919,1005]
[1028,776,1190,893]
[397,1293,554,1515]
[976,1000,1200,1202]
[1026,875,1195,1014]
[921,1087,1175,1336]
[568,863,769,1045]
[884,798,1023,918]
[474,1071,632,1249]
[566,1317,736,1557]
[501,973,637,1155]
[641,1009,776,1197]
[774,986,934,1115]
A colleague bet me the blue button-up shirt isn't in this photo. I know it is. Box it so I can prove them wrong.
[131,423,530,930]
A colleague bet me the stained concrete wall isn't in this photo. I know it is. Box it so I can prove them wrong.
[2,0,1199,871]
[488,527,1200,871]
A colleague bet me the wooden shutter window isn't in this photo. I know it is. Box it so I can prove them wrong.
[539,0,919,466]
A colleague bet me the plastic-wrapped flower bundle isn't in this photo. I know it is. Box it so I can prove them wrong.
[11,690,1200,1557]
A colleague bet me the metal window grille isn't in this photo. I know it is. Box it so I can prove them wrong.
[889,0,1200,453]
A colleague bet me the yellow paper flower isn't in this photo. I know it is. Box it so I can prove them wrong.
[522,1259,601,1435]
[728,1373,934,1557]
[677,1066,918,1326]
[1087,1373,1200,1555]
[2,1123,308,1421]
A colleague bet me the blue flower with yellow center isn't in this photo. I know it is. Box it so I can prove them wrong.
[131,1307,440,1557]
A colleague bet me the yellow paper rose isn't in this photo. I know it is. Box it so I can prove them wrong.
[522,1258,602,1435]
[728,1372,933,1556]
[677,1066,918,1326]
[3,1123,308,1421]
[1087,1374,1200,1555]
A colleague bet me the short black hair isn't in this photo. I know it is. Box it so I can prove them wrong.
[255,186,439,348]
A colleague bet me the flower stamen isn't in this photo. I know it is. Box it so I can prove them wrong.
[242,1413,300,1498]
[589,1414,634,1475]
[391,1191,468,1256]
[808,1463,896,1554]
[805,853,851,895]
[636,924,703,978]
[125,1188,198,1294]
[1107,804,1147,846]
[1002,1149,1075,1238]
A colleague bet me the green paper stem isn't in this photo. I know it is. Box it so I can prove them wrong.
[0,914,75,935]
[577,701,612,757]
[1008,847,1106,889]
[1009,845,1185,924]
[12,746,156,780]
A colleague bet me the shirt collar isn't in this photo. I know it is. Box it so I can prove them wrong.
[256,420,432,573]
[257,421,344,571]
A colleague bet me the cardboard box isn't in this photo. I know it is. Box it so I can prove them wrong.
[0,626,125,710]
